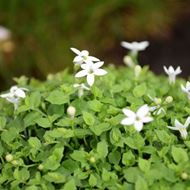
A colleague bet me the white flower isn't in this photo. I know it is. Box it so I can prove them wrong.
[181,81,190,100]
[73,83,90,97]
[70,47,100,64]
[75,61,107,86]
[167,117,190,139]
[163,66,182,84]
[121,104,153,132]
[121,41,149,55]
[0,26,11,41]
[0,86,28,110]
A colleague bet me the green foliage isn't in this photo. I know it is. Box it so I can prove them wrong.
[0,65,190,189]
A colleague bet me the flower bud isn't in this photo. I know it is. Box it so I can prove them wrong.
[11,160,18,166]
[89,156,96,164]
[123,56,135,67]
[134,65,142,77]
[165,96,173,104]
[5,154,13,162]
[181,172,188,180]
[38,164,44,170]
[67,106,76,118]
[154,98,162,105]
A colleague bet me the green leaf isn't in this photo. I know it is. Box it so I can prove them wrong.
[156,130,171,144]
[36,117,51,128]
[13,168,30,182]
[1,127,19,144]
[43,147,64,170]
[138,158,150,172]
[133,83,147,98]
[74,129,92,138]
[135,176,148,190]
[122,150,135,166]
[88,99,103,112]
[171,146,188,163]
[102,168,110,182]
[125,134,144,150]
[46,90,69,105]
[70,150,87,163]
[110,128,121,142]
[44,128,74,141]
[62,159,79,173]
[43,172,66,183]
[124,167,142,183]
[97,140,108,159]
[28,137,41,150]
[0,116,6,129]
[82,111,95,126]
[55,118,72,127]
[25,91,41,109]
[89,174,97,187]
[62,179,76,190]
[90,123,110,136]
[108,150,121,165]
[24,111,41,127]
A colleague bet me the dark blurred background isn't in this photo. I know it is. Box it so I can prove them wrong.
[0,0,190,90]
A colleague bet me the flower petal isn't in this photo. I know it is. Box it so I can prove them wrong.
[184,117,190,128]
[87,74,95,86]
[121,41,133,50]
[138,41,149,50]
[93,61,104,69]
[134,121,143,132]
[175,66,182,75]
[120,117,134,125]
[88,56,100,62]
[75,70,88,78]
[73,56,83,63]
[94,69,107,76]
[15,89,26,98]
[167,126,179,131]
[81,63,91,70]
[70,47,81,55]
[81,50,89,57]
[163,66,169,75]
[136,105,149,118]
[174,119,184,129]
[142,116,153,123]
[122,108,136,118]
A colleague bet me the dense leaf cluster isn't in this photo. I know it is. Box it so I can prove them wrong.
[0,65,190,190]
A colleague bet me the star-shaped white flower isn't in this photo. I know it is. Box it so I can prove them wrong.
[163,66,182,84]
[73,83,90,97]
[167,117,190,139]
[0,86,28,110]
[75,61,107,86]
[121,41,149,55]
[0,26,11,41]
[181,81,190,100]
[120,104,153,132]
[70,47,100,64]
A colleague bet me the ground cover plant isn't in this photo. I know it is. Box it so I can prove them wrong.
[0,42,190,189]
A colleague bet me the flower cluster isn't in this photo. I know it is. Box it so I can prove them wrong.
[71,47,107,91]
[1,42,190,141]
[120,41,190,139]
